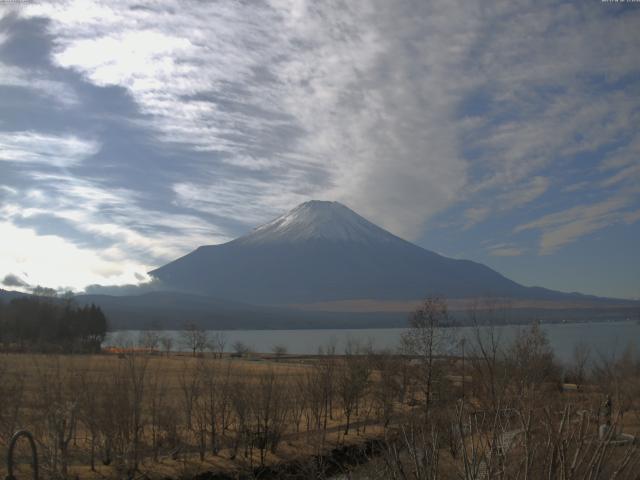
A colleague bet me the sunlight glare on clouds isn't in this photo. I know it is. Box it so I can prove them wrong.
[53,30,194,88]
[0,222,151,291]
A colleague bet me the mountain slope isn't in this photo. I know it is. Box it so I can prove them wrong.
[150,200,577,305]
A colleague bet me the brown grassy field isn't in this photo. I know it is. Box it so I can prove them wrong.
[0,352,391,479]
[1,314,640,480]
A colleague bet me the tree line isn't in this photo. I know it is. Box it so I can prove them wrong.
[0,296,107,353]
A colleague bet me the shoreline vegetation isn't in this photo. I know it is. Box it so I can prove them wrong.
[0,296,638,479]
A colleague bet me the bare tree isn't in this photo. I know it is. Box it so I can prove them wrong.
[592,343,640,430]
[94,370,120,468]
[229,380,249,460]
[125,354,148,472]
[192,372,209,462]
[33,357,79,477]
[271,344,287,361]
[289,374,308,433]
[303,367,326,441]
[210,331,227,358]
[178,359,202,432]
[506,322,559,402]
[401,296,454,419]
[370,351,402,427]
[317,340,337,425]
[232,340,250,357]
[566,341,591,390]
[138,329,161,351]
[160,335,174,356]
[465,297,511,412]
[146,363,168,462]
[0,361,24,444]
[451,398,640,480]
[201,359,229,455]
[181,322,209,356]
[338,340,371,435]
[78,365,101,471]
[251,369,289,465]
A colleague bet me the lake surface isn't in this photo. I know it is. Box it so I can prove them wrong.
[107,321,640,364]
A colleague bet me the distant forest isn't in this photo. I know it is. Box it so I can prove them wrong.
[0,296,108,353]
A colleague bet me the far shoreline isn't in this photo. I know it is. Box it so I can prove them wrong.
[107,317,639,332]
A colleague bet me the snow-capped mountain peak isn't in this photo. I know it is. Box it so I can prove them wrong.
[235,200,404,245]
[149,200,601,306]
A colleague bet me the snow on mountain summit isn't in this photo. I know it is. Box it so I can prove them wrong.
[235,200,405,245]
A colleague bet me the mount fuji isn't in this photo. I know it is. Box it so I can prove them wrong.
[149,201,585,306]
[4,201,633,330]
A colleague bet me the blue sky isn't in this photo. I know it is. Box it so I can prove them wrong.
[0,0,639,299]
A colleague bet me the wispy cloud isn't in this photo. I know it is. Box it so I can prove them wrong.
[624,209,640,225]
[0,62,80,106]
[500,177,550,209]
[0,131,99,167]
[0,0,638,294]
[600,164,640,189]
[515,193,639,254]
[0,185,18,196]
[487,243,525,257]
[20,0,639,241]
[172,173,317,227]
[462,207,490,230]
[19,0,472,238]
[461,176,551,230]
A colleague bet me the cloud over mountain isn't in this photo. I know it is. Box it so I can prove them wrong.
[0,1,639,297]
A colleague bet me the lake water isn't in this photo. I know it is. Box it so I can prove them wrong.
[107,320,640,364]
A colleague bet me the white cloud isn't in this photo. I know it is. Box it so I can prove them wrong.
[458,176,550,231]
[487,243,525,257]
[0,185,18,195]
[599,136,640,172]
[1,0,637,292]
[30,174,230,256]
[0,62,80,106]
[563,182,591,193]
[18,0,472,238]
[0,174,233,290]
[624,209,640,225]
[0,131,99,167]
[600,163,640,189]
[17,0,638,241]
[501,176,550,209]
[462,207,490,230]
[515,194,637,254]
[0,221,147,291]
[172,171,318,227]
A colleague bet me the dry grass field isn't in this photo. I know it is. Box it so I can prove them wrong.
[1,305,639,480]
[0,351,391,479]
